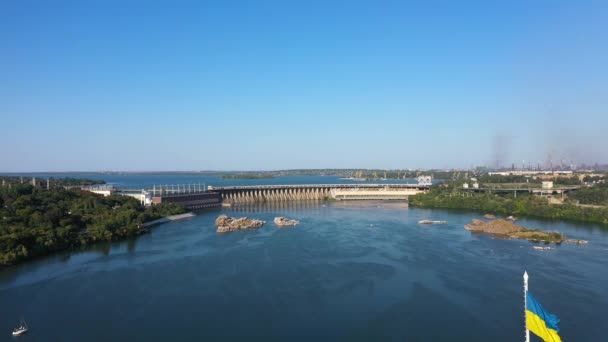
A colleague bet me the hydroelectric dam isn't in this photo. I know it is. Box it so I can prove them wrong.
[84,182,431,209]
[208,184,430,204]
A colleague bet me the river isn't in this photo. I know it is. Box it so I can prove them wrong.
[0,174,606,341]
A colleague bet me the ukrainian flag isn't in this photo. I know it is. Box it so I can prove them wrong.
[526,291,562,342]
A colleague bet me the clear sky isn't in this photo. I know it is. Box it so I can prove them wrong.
[1,0,607,171]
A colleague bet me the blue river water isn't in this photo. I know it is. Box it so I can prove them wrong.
[0,175,607,341]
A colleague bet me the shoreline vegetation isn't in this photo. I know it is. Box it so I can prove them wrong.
[0,177,187,267]
[0,176,106,187]
[409,182,608,225]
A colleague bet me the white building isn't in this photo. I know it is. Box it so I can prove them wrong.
[417,175,432,186]
[120,190,153,206]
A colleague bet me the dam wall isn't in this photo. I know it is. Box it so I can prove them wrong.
[209,184,428,204]
[217,186,332,203]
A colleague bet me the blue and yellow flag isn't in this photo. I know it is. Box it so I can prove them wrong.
[526,292,562,342]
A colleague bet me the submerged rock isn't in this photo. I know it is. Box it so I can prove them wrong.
[215,215,265,233]
[274,217,299,227]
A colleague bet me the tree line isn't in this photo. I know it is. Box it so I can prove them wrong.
[409,183,608,225]
[0,180,186,267]
[0,176,106,187]
[568,183,608,206]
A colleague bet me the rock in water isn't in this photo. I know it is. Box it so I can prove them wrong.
[215,215,230,227]
[465,219,524,234]
[274,217,299,227]
[215,215,265,233]
[484,214,496,219]
[464,219,486,230]
[464,219,565,244]
[418,220,448,224]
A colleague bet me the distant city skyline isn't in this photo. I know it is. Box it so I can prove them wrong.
[2,1,607,172]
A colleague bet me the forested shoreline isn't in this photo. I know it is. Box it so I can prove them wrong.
[0,179,186,266]
[410,184,608,225]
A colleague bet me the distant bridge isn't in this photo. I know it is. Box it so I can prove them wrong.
[208,184,429,203]
[462,186,580,196]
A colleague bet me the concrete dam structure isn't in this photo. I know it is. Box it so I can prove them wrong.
[83,182,431,208]
[208,184,429,204]
[151,191,222,209]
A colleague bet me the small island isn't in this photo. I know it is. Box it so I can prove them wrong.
[215,215,265,233]
[465,219,565,244]
[274,217,299,227]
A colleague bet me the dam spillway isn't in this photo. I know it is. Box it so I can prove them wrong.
[83,183,430,207]
[208,184,429,204]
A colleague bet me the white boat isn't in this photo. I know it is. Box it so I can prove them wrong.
[12,319,28,336]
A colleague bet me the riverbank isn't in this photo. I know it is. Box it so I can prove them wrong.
[0,183,188,267]
[141,212,196,228]
[0,209,189,268]
[409,190,608,225]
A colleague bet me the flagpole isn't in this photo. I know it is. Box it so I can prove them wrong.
[524,271,530,342]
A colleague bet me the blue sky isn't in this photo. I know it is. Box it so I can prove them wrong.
[1,0,606,171]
